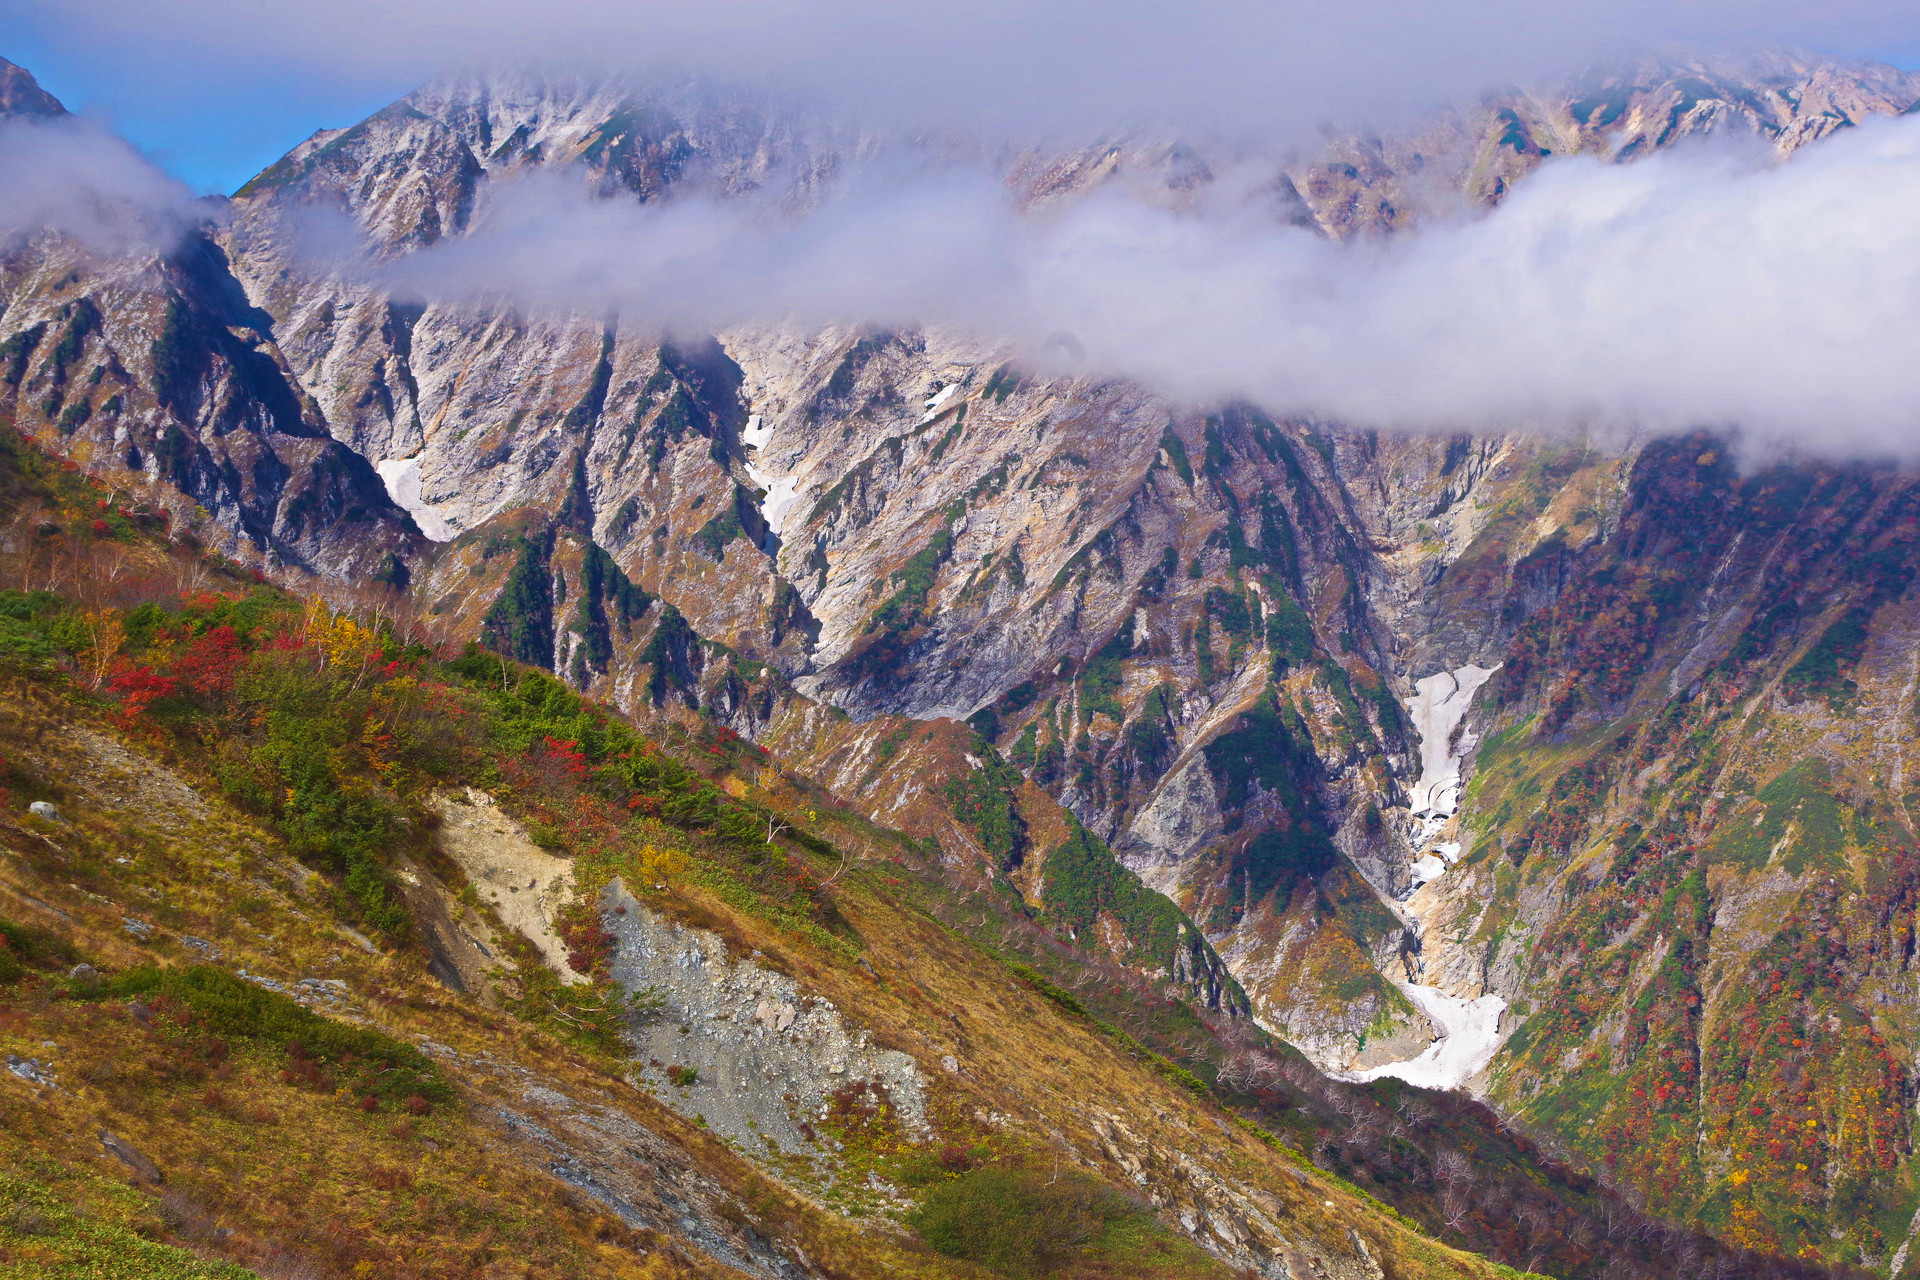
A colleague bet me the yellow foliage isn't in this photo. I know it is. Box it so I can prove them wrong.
[638,842,689,885]
[361,716,397,772]
[79,608,125,691]
[305,601,383,676]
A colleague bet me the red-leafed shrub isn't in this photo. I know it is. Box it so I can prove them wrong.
[108,663,179,720]
[174,624,245,697]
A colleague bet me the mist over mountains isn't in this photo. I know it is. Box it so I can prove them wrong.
[8,35,1920,1280]
[8,50,1920,455]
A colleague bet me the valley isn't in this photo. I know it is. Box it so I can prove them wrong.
[0,43,1918,1280]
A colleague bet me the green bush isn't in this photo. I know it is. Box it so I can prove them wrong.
[94,965,450,1105]
[0,914,79,983]
[909,1167,1145,1276]
[223,649,411,940]
[0,1166,255,1278]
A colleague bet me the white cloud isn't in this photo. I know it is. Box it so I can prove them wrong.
[20,0,1920,146]
[0,113,200,250]
[368,115,1920,453]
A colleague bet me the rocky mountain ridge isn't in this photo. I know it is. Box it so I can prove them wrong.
[6,46,1920,1275]
[2,428,1831,1280]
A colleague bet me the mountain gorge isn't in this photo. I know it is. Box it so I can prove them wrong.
[5,45,1920,1279]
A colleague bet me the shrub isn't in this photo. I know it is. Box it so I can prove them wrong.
[0,914,79,982]
[92,965,450,1106]
[908,1167,1142,1277]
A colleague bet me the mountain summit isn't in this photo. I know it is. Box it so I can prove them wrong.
[0,57,64,118]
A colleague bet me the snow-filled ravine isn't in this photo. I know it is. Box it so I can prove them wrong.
[1348,663,1504,1092]
[375,455,456,541]
[1348,984,1507,1090]
[742,415,802,548]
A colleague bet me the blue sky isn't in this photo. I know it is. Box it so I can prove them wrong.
[12,4,1920,197]
[8,30,412,194]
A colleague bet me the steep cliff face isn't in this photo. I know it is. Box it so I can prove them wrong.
[0,229,416,577]
[0,68,419,578]
[199,55,1920,1077]
[1391,440,1920,1272]
[1288,52,1920,235]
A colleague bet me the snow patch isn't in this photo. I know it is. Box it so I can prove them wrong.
[740,414,800,544]
[1405,664,1499,818]
[920,384,959,421]
[375,455,456,541]
[760,477,800,537]
[1346,664,1511,1092]
[1347,983,1506,1091]
[741,413,771,452]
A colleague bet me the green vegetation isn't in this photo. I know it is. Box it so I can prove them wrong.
[1125,683,1180,775]
[479,532,554,666]
[1260,574,1313,670]
[947,747,1028,868]
[48,299,100,388]
[1076,619,1132,722]
[86,965,451,1108]
[982,365,1021,404]
[0,324,45,388]
[1708,761,1846,876]
[148,299,191,410]
[0,1165,257,1279]
[1040,816,1220,998]
[570,540,653,672]
[1202,690,1309,814]
[1782,604,1872,710]
[1157,429,1194,486]
[1203,586,1254,641]
[909,1166,1226,1279]
[692,488,758,560]
[0,913,78,984]
[637,601,701,706]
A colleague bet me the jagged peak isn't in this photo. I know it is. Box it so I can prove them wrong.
[0,56,67,118]
[399,63,828,173]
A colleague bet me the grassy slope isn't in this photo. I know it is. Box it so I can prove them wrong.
[0,431,1520,1279]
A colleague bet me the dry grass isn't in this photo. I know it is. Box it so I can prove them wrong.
[0,677,1533,1280]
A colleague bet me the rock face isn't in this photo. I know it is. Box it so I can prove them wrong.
[1404,441,1920,1267]
[0,59,416,577]
[600,879,928,1159]
[196,56,1920,1073]
[0,58,65,118]
[428,787,584,984]
[0,229,416,578]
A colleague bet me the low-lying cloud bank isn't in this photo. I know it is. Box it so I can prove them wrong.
[375,116,1920,452]
[0,113,199,251]
[8,99,1920,456]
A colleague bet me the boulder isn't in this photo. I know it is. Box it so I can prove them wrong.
[98,1130,163,1184]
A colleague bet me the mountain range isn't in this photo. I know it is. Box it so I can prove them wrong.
[3,47,1920,1279]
